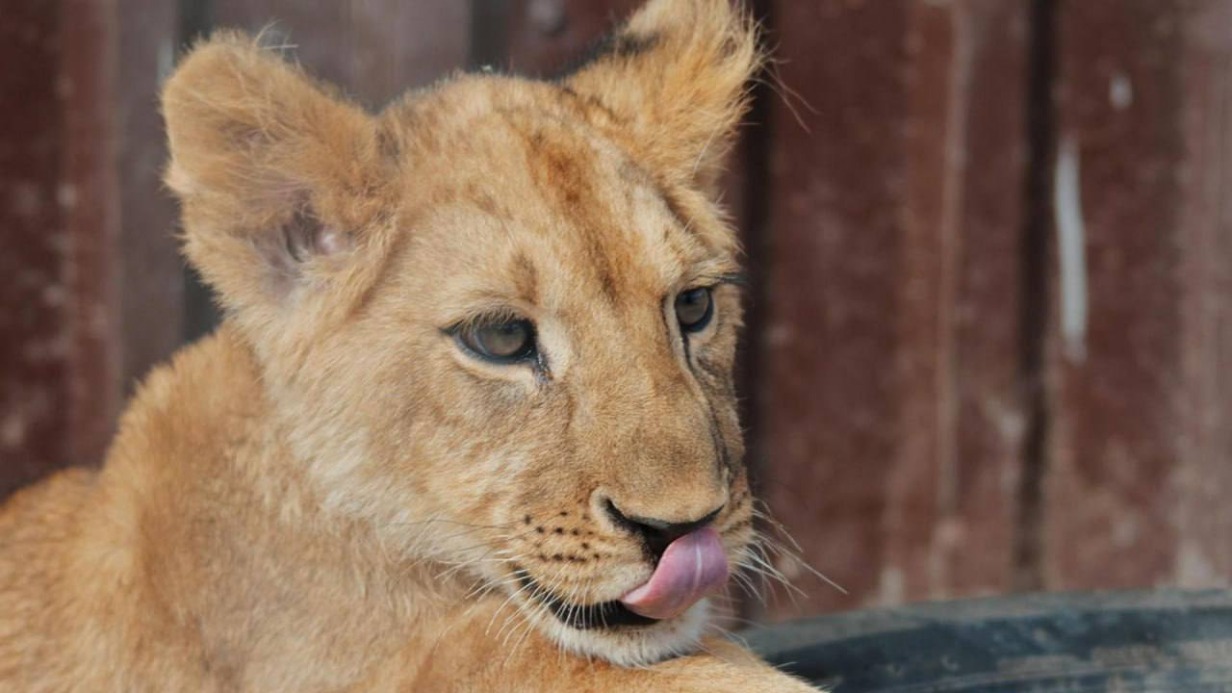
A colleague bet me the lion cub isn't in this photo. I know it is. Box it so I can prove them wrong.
[0,0,817,690]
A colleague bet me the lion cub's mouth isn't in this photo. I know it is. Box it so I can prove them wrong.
[515,526,730,631]
[515,569,660,630]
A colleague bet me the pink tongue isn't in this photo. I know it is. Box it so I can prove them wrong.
[620,527,729,620]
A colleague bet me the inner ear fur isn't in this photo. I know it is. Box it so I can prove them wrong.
[162,32,383,321]
[565,0,762,194]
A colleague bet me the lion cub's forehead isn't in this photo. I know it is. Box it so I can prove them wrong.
[385,78,724,317]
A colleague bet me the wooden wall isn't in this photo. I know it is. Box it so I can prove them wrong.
[1,0,1228,620]
[0,1,122,496]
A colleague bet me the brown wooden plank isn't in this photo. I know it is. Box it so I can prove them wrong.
[116,0,182,393]
[903,0,1032,603]
[211,0,471,108]
[0,2,72,498]
[1174,0,1232,589]
[1044,0,1231,590]
[0,0,121,499]
[757,0,1030,616]
[62,0,122,467]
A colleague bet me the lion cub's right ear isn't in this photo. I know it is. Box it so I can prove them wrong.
[162,34,386,335]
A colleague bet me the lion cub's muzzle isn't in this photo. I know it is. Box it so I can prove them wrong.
[523,500,730,630]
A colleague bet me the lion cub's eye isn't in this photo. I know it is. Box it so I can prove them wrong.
[675,287,714,333]
[456,319,537,363]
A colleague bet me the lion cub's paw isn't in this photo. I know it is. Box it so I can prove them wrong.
[652,646,822,692]
[678,672,823,693]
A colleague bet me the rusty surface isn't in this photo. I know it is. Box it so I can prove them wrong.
[1044,0,1231,590]
[211,0,471,109]
[757,0,1030,617]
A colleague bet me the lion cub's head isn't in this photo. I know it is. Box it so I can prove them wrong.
[162,0,761,667]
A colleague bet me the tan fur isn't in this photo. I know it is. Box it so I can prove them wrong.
[0,1,817,690]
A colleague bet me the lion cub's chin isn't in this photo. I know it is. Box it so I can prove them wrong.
[536,599,714,668]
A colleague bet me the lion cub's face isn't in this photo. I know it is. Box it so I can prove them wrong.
[362,97,754,663]
[163,0,759,666]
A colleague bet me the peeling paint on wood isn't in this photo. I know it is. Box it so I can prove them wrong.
[1045,0,1188,591]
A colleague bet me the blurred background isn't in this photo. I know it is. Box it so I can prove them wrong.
[1,0,1229,625]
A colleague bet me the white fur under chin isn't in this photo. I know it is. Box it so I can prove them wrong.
[538,599,713,668]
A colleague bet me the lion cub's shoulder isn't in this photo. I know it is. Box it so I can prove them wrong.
[0,467,96,553]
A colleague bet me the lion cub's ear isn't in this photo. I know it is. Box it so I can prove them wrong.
[162,33,386,331]
[566,0,761,194]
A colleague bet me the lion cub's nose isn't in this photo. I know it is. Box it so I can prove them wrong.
[603,499,724,558]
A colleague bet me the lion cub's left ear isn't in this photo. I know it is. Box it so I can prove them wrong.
[565,0,761,194]
[162,33,387,339]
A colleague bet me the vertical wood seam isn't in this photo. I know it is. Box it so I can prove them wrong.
[178,0,221,342]
[739,0,776,623]
[1012,0,1057,592]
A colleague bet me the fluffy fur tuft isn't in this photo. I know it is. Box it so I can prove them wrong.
[567,0,762,193]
